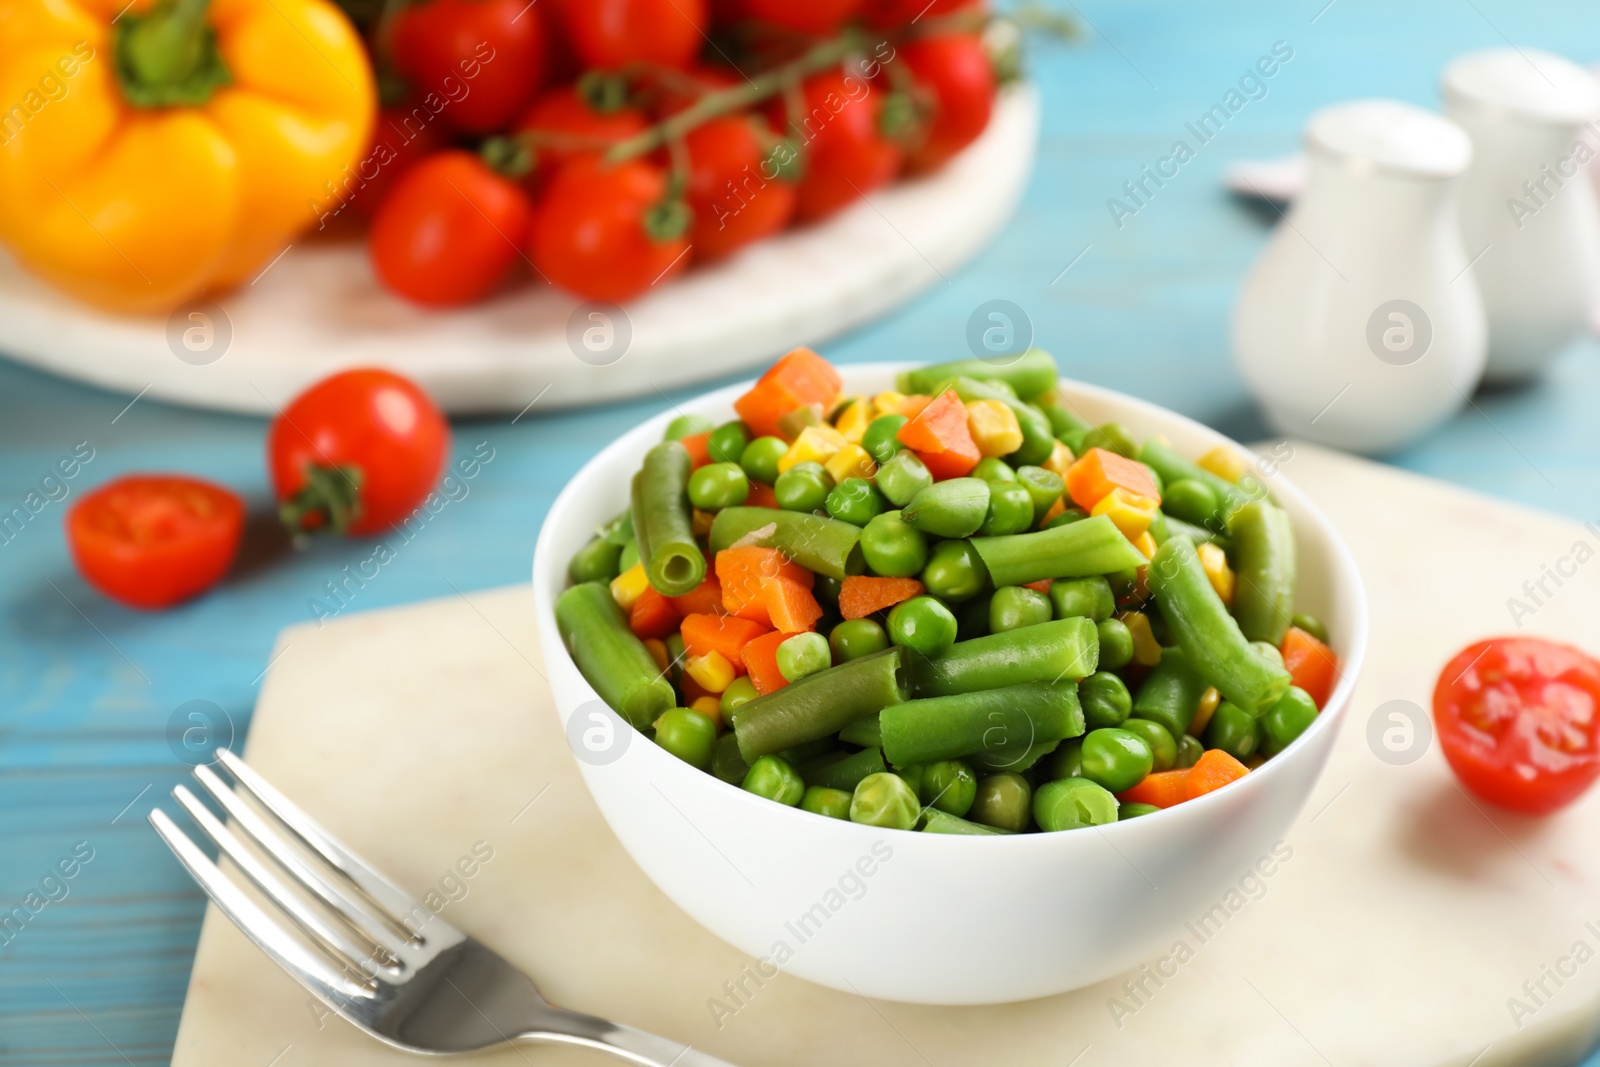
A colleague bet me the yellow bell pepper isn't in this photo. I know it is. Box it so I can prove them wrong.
[0,0,373,311]
[778,425,846,473]
[824,443,876,483]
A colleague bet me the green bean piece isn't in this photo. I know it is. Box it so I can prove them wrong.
[969,738,1061,773]
[556,583,677,729]
[903,478,991,538]
[850,772,921,830]
[776,737,838,766]
[1080,728,1154,793]
[1014,465,1065,518]
[981,481,1036,536]
[1039,395,1093,443]
[599,508,634,546]
[875,450,933,507]
[774,461,833,512]
[893,763,924,795]
[969,773,1033,832]
[830,618,889,662]
[1260,686,1319,756]
[1080,422,1138,458]
[887,596,959,658]
[1253,640,1285,672]
[688,462,750,511]
[712,732,750,783]
[1096,618,1134,669]
[859,509,929,578]
[653,708,718,770]
[1050,576,1115,621]
[664,632,686,682]
[919,759,978,816]
[1228,500,1298,646]
[1162,479,1221,529]
[1175,733,1204,769]
[972,456,1017,483]
[1291,612,1329,643]
[1034,777,1118,832]
[802,746,887,791]
[1044,508,1089,530]
[1121,718,1177,772]
[956,592,993,641]
[947,377,1055,466]
[825,477,887,527]
[1146,536,1292,716]
[1119,801,1161,820]
[910,616,1100,696]
[800,786,854,820]
[777,632,831,682]
[720,676,759,719]
[664,413,715,441]
[838,712,882,748]
[632,442,706,596]
[618,538,641,573]
[921,808,1011,834]
[861,414,908,465]
[709,506,865,579]
[1039,737,1083,781]
[1138,440,1254,530]
[740,435,788,485]
[970,515,1147,587]
[897,349,1058,400]
[920,539,988,603]
[1079,671,1132,729]
[1131,646,1208,739]
[569,536,624,584]
[880,680,1084,767]
[708,420,750,464]
[1205,701,1258,760]
[990,585,1053,633]
[1157,512,1231,550]
[742,755,805,805]
[732,648,907,760]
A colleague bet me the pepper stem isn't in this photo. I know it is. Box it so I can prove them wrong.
[116,0,232,108]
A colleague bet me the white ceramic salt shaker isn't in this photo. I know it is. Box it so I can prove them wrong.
[1233,100,1487,454]
[1443,49,1600,382]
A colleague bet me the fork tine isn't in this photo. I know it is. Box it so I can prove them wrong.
[148,808,373,1006]
[172,784,393,976]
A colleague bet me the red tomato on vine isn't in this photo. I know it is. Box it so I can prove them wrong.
[898,31,995,172]
[686,115,798,260]
[863,0,983,29]
[513,85,651,188]
[390,0,549,135]
[738,0,862,35]
[781,68,905,222]
[559,0,709,71]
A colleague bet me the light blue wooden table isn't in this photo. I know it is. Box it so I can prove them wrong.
[2,1,1598,1063]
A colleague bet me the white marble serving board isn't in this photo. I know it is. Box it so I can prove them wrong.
[170,443,1600,1067]
[0,87,1037,416]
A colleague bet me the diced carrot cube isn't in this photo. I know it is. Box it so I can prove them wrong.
[746,481,779,509]
[1023,579,1053,593]
[1118,770,1190,809]
[716,546,813,624]
[897,394,933,419]
[680,612,770,666]
[669,574,723,617]
[1282,626,1338,709]
[896,390,976,457]
[1066,447,1162,511]
[733,348,843,439]
[839,576,924,620]
[1181,750,1249,801]
[915,440,981,480]
[766,578,822,633]
[741,630,790,695]
[679,432,712,470]
[628,585,681,640]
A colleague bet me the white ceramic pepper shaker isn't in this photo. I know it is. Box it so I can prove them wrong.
[1233,100,1487,455]
[1443,48,1600,382]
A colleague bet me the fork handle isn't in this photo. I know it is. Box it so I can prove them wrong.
[521,1021,740,1067]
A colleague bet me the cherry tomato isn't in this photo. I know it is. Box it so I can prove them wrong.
[391,0,549,135]
[269,370,450,537]
[739,0,861,35]
[559,0,708,70]
[528,156,692,302]
[686,115,798,260]
[512,85,651,189]
[898,31,994,172]
[863,0,982,29]
[66,476,243,610]
[370,151,533,307]
[1434,637,1600,815]
[782,68,904,222]
[345,104,450,220]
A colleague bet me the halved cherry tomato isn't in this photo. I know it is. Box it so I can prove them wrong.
[528,156,692,302]
[390,0,549,135]
[269,370,450,537]
[782,68,904,221]
[512,85,651,190]
[739,0,861,35]
[345,104,450,220]
[686,115,798,260]
[1434,637,1600,815]
[898,31,994,172]
[370,151,533,307]
[66,476,243,609]
[559,0,708,70]
[862,0,983,29]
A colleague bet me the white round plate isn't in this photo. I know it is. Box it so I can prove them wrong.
[0,85,1038,415]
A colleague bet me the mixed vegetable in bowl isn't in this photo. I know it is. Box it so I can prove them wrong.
[556,349,1341,834]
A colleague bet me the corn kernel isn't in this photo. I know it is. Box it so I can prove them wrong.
[1091,487,1161,540]
[1120,611,1162,667]
[834,396,875,443]
[824,443,876,483]
[777,424,846,474]
[1196,541,1235,605]
[1191,687,1221,736]
[610,563,650,610]
[1133,531,1158,560]
[689,695,724,730]
[642,638,670,674]
[1198,446,1249,485]
[685,650,736,694]
[872,390,908,418]
[965,399,1024,457]
[692,508,715,538]
[1043,439,1075,478]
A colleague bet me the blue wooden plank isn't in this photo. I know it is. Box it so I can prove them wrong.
[2,0,1599,1062]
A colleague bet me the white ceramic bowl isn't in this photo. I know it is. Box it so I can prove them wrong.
[532,362,1369,1005]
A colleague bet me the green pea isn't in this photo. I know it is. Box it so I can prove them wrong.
[1080,728,1154,793]
[887,595,958,658]
[956,592,994,641]
[1175,733,1204,769]
[1039,738,1083,781]
[860,510,929,578]
[776,632,831,682]
[618,538,641,573]
[1080,422,1137,458]
[707,421,751,465]
[568,536,623,584]
[893,763,925,796]
[813,573,841,609]
[1139,462,1163,497]
[1044,507,1090,529]
[1079,671,1132,729]
[1014,465,1066,517]
[861,414,908,466]
[1096,617,1133,670]
[1121,718,1177,772]
[850,772,921,829]
[742,755,805,805]
[1050,577,1115,621]
[653,708,717,770]
[980,481,1036,536]
[829,618,888,662]
[919,759,977,817]
[825,477,887,527]
[1034,777,1118,832]
[989,585,1052,633]
[1164,479,1220,526]
[800,785,853,820]
[1291,613,1329,644]
[664,414,715,441]
[968,772,1032,832]
[920,539,987,603]
[1261,686,1319,756]
[1107,568,1141,602]
[774,462,833,512]
[1253,640,1286,673]
[739,436,789,485]
[903,478,990,538]
[720,675,759,719]
[1205,701,1258,760]
[874,450,933,507]
[712,732,750,783]
[972,456,1017,483]
[687,462,750,511]
[1119,801,1161,820]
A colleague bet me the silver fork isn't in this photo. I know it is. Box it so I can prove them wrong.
[150,749,738,1066]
